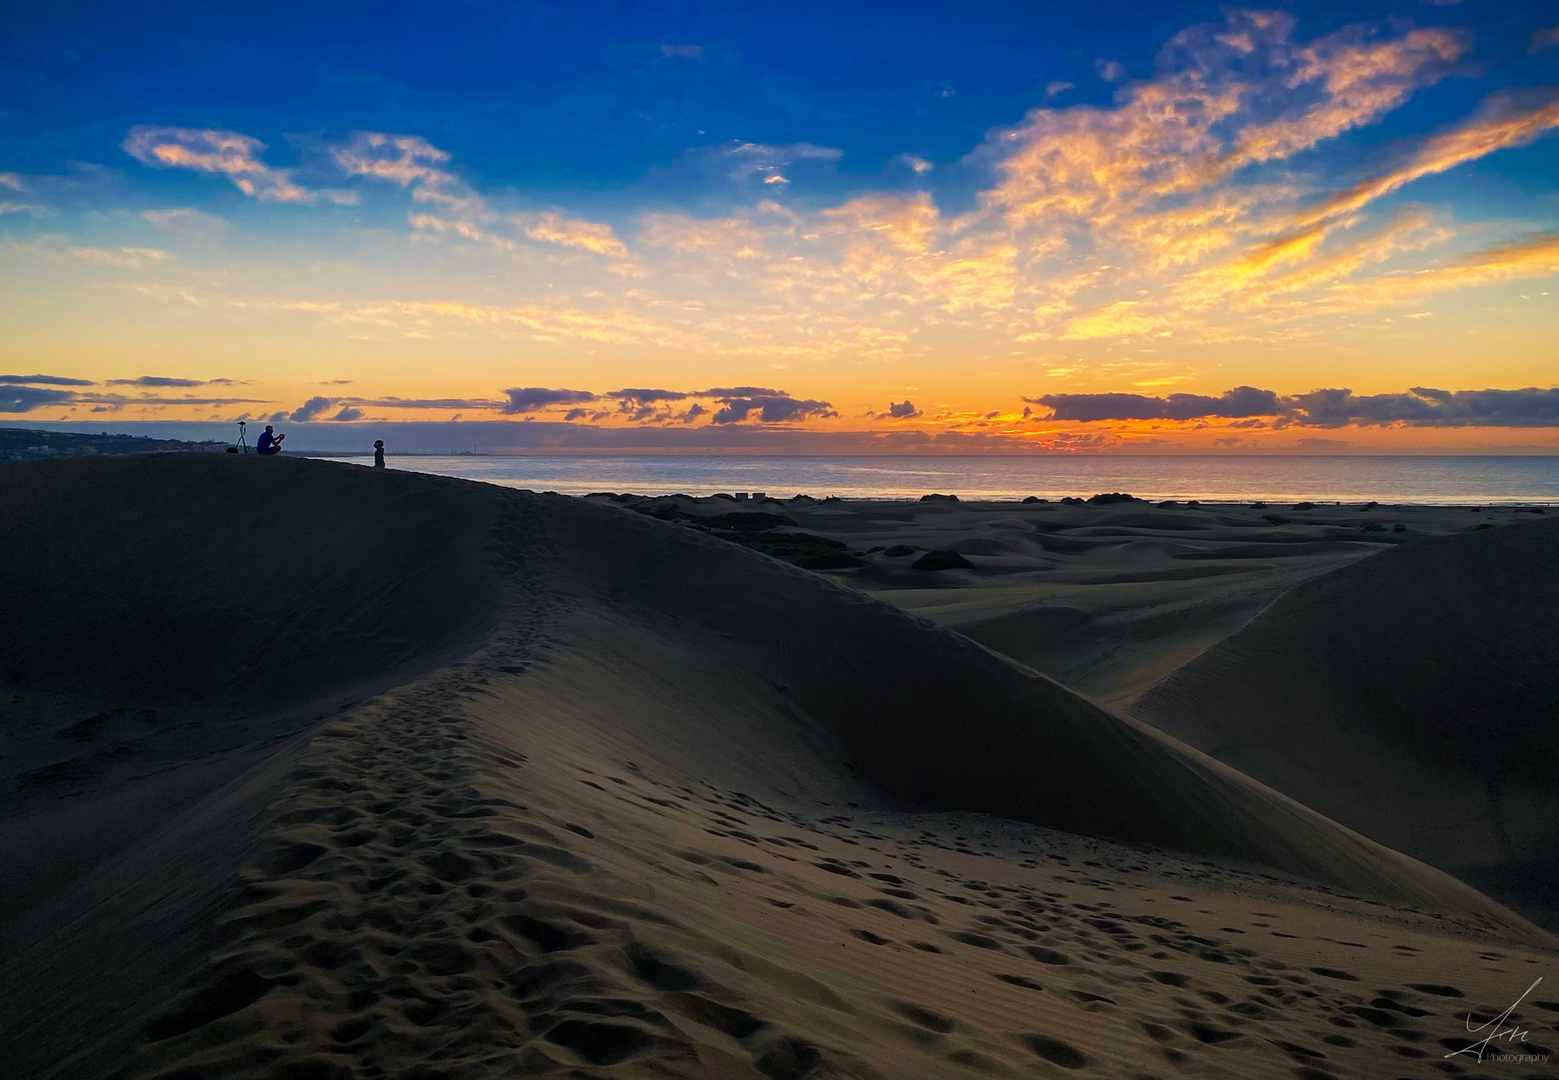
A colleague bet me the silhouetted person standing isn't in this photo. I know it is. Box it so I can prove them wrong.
[256,425,284,455]
[373,440,385,469]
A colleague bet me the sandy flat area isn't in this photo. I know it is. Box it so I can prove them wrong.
[1,456,1554,1079]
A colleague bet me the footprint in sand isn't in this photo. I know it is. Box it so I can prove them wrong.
[1020,1033,1089,1068]
[891,1001,956,1033]
[1025,945,1070,965]
[1407,983,1465,998]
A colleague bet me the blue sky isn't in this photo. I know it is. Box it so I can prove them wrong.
[8,0,1554,213]
[2,0,1558,452]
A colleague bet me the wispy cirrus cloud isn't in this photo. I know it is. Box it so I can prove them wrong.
[329,132,476,212]
[639,213,765,259]
[0,173,40,214]
[519,212,629,258]
[1294,91,1559,229]
[336,132,630,261]
[581,13,1553,350]
[720,141,842,185]
[69,245,174,268]
[123,126,356,204]
[1315,230,1559,311]
[976,12,1464,228]
[140,207,228,233]
[0,195,46,216]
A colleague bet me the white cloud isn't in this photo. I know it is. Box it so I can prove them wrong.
[520,212,630,259]
[723,141,843,184]
[124,126,319,203]
[69,246,175,268]
[140,207,229,233]
[330,132,480,214]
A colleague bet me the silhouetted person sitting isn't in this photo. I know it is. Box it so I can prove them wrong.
[256,425,284,456]
[373,440,385,469]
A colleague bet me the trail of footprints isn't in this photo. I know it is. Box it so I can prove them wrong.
[120,492,1559,1079]
[565,764,1559,1079]
[124,499,856,1080]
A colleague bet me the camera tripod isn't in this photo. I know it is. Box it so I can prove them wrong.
[235,420,250,453]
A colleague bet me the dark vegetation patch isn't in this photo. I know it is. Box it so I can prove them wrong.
[631,503,862,570]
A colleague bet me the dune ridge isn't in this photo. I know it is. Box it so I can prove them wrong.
[544,495,1533,918]
[1,456,1553,1079]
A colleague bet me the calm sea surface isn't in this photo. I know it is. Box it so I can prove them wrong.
[316,455,1559,504]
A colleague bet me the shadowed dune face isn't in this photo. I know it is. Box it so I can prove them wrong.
[543,497,1531,925]
[0,455,505,927]
[0,454,502,711]
[1133,517,1559,925]
[595,493,1455,710]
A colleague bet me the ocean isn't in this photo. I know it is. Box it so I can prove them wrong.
[313,454,1559,504]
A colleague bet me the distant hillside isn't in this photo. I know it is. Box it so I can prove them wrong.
[0,427,225,462]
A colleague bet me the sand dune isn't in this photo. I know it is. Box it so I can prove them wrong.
[590,494,1495,709]
[1133,515,1559,927]
[1,457,1553,1079]
[0,454,504,925]
[545,496,1525,913]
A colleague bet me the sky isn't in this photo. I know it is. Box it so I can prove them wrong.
[2,0,1558,454]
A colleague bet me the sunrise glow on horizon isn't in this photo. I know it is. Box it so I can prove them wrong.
[3,0,1558,453]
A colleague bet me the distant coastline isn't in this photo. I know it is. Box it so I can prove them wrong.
[309,452,1559,506]
[4,426,1556,503]
[0,426,223,462]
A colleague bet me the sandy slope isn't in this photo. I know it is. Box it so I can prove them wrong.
[1133,516,1559,927]
[0,454,504,927]
[1,457,1554,1080]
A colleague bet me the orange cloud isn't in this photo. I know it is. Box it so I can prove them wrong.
[823,193,938,253]
[521,212,630,259]
[69,245,175,268]
[1321,232,1559,310]
[124,126,354,204]
[1297,93,1559,228]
